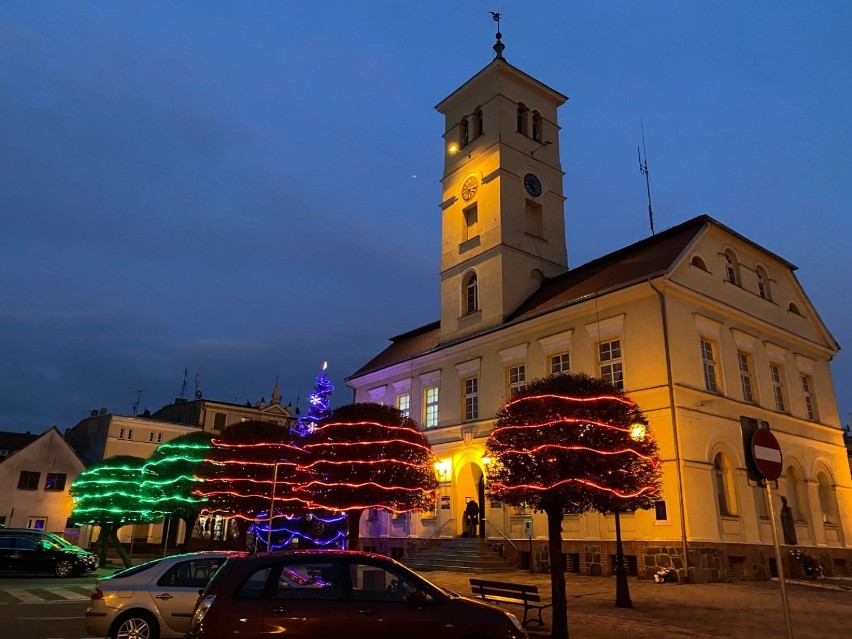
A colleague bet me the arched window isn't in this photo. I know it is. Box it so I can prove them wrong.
[531,110,543,142]
[817,471,837,525]
[471,106,483,139]
[713,452,736,516]
[459,116,469,147]
[788,302,802,316]
[691,255,708,271]
[785,465,806,521]
[463,272,478,315]
[723,250,740,286]
[517,102,528,135]
[756,266,771,301]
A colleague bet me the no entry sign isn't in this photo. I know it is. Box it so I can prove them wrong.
[751,428,783,481]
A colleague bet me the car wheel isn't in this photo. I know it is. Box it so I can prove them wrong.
[111,610,160,639]
[54,560,74,578]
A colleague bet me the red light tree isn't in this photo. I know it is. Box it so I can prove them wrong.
[485,372,661,639]
[194,420,306,548]
[297,402,438,550]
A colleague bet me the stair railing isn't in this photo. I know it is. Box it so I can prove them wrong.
[485,519,518,551]
[424,518,455,544]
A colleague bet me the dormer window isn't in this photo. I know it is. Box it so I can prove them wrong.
[756,266,771,301]
[723,250,740,286]
[463,271,479,315]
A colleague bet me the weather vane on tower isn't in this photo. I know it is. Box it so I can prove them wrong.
[490,3,505,59]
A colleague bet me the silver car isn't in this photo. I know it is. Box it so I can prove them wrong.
[85,551,234,639]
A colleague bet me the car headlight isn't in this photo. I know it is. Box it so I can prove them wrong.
[192,594,217,627]
[505,611,525,633]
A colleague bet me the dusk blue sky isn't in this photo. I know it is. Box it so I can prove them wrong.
[2,1,850,434]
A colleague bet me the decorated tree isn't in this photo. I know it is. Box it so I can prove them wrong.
[141,431,213,550]
[485,373,662,639]
[295,361,334,435]
[70,456,159,567]
[298,402,438,550]
[194,420,307,549]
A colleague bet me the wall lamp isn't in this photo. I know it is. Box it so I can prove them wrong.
[530,140,551,157]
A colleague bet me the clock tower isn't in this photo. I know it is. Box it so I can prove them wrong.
[435,39,569,342]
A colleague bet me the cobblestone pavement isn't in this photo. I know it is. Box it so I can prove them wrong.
[419,569,851,639]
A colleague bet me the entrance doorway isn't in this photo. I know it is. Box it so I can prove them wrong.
[457,462,485,538]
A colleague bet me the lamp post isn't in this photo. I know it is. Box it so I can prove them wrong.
[614,421,648,608]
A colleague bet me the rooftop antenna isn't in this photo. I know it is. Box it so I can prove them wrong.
[132,390,144,416]
[638,119,655,235]
[490,3,504,59]
[179,368,188,400]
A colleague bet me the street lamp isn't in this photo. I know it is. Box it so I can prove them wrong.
[613,421,648,607]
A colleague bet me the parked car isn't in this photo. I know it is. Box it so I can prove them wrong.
[0,528,97,577]
[190,549,528,639]
[85,551,233,639]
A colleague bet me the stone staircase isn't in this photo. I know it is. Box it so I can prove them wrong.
[403,537,515,573]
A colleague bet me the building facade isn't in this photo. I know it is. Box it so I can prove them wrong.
[346,45,851,581]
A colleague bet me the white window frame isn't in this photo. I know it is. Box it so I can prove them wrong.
[463,376,479,421]
[507,364,526,399]
[396,393,411,418]
[598,339,624,390]
[700,338,719,393]
[423,386,439,428]
[550,352,570,375]
[737,351,756,404]
[801,374,817,421]
[770,363,787,412]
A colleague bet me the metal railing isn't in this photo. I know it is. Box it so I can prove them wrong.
[485,520,518,551]
[424,518,455,543]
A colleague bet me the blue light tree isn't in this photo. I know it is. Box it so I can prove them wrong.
[295,361,334,435]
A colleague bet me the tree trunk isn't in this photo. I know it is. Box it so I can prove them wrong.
[347,509,364,551]
[97,526,109,567]
[181,513,200,552]
[111,526,132,568]
[545,504,569,639]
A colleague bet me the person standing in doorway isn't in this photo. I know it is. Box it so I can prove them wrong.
[465,499,480,538]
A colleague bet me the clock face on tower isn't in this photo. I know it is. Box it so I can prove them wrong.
[461,176,479,202]
[524,173,542,197]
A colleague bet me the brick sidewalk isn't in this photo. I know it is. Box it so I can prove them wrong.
[419,569,851,639]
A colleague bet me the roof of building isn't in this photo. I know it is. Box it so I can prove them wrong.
[0,430,39,461]
[348,215,747,380]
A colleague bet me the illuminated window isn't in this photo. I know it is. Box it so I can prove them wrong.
[526,200,543,237]
[396,393,410,418]
[44,473,67,491]
[423,387,439,428]
[463,271,478,315]
[724,250,740,286]
[550,352,570,375]
[770,364,786,412]
[463,377,479,421]
[738,351,756,404]
[713,453,736,516]
[700,338,719,393]
[599,340,624,390]
[756,267,771,301]
[507,365,526,398]
[801,375,817,421]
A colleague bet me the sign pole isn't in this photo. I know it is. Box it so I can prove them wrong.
[765,481,794,639]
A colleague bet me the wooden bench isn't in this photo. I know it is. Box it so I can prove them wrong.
[469,578,551,627]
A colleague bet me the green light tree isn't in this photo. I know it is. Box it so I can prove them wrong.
[297,402,438,550]
[141,431,213,551]
[70,456,160,567]
[485,373,662,639]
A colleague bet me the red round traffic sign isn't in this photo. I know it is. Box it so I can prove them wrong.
[751,428,783,481]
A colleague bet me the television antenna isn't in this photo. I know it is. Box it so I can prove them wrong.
[638,119,655,235]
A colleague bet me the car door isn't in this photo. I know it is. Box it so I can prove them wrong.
[0,537,15,571]
[345,558,447,639]
[149,557,227,636]
[260,558,349,637]
[10,537,50,574]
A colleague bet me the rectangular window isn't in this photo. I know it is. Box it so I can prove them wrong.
[463,377,479,421]
[396,393,410,418]
[127,429,133,440]
[700,338,719,393]
[507,365,526,398]
[27,518,46,530]
[17,471,40,491]
[149,432,155,442]
[119,428,125,439]
[525,200,543,237]
[654,500,668,522]
[550,352,570,375]
[213,413,227,430]
[738,351,755,403]
[770,364,786,412]
[44,473,67,491]
[801,375,817,421]
[598,339,624,390]
[463,204,478,241]
[157,433,163,443]
[423,387,439,428]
